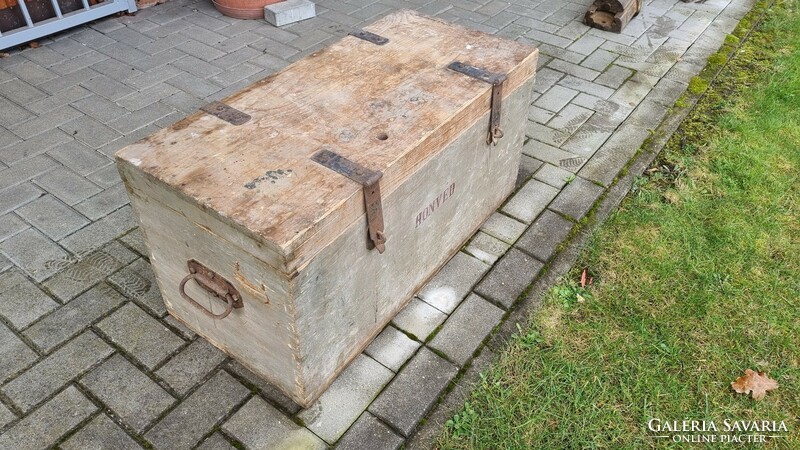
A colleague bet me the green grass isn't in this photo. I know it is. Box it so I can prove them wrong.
[437,2,800,449]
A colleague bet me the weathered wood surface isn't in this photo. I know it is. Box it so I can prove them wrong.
[117,10,538,407]
[585,0,643,33]
[116,10,537,274]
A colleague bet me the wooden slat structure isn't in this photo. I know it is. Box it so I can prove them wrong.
[117,10,538,407]
[585,0,643,33]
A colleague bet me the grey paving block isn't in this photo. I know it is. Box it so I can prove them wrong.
[0,402,15,428]
[59,205,137,255]
[474,248,544,309]
[8,106,84,140]
[0,228,68,282]
[26,85,92,115]
[528,104,555,124]
[81,74,137,102]
[117,82,180,111]
[336,412,404,450]
[49,50,109,76]
[517,154,544,190]
[1,128,73,164]
[71,95,128,123]
[1,331,113,411]
[534,84,579,113]
[119,228,148,257]
[0,96,34,128]
[0,269,58,330]
[0,213,27,242]
[391,297,447,342]
[516,209,575,263]
[548,176,605,221]
[0,183,44,216]
[59,116,122,149]
[74,184,129,221]
[369,347,457,437]
[298,354,393,443]
[416,252,489,314]
[107,101,175,134]
[108,258,166,316]
[479,212,527,245]
[47,140,111,176]
[534,162,573,189]
[558,75,616,100]
[579,123,651,186]
[0,155,59,192]
[146,370,250,450]
[97,302,185,369]
[465,231,511,265]
[42,246,127,302]
[595,64,635,89]
[560,123,613,157]
[547,58,600,82]
[16,195,89,241]
[223,396,326,449]
[196,432,236,450]
[365,325,421,372]
[0,386,96,450]
[24,283,126,352]
[225,361,301,415]
[581,48,618,72]
[501,178,559,224]
[167,72,222,98]
[156,338,227,395]
[0,321,38,382]
[0,78,47,105]
[80,354,175,432]
[60,413,143,450]
[429,293,504,366]
[87,163,124,188]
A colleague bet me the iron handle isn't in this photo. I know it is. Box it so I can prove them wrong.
[178,260,243,320]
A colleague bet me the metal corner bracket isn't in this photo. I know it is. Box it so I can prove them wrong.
[447,61,508,146]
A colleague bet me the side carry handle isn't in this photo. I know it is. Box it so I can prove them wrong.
[178,259,243,320]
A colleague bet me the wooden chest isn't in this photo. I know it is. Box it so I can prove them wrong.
[116,10,537,407]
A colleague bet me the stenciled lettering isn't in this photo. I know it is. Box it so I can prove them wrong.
[415,182,456,228]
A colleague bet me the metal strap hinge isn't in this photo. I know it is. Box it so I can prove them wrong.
[447,61,508,146]
[201,101,251,125]
[349,29,389,45]
[311,149,386,253]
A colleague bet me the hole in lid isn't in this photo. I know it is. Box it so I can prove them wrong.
[376,133,389,141]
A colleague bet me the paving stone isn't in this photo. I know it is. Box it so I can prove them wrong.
[146,370,250,450]
[26,85,92,115]
[87,162,125,188]
[0,402,15,428]
[59,115,122,149]
[474,248,544,309]
[47,140,111,176]
[0,321,38,382]
[534,162,574,189]
[42,246,128,302]
[0,78,47,105]
[558,75,616,100]
[336,412,404,450]
[156,339,227,395]
[0,386,96,450]
[196,432,236,450]
[1,331,113,411]
[298,354,393,443]
[0,183,43,217]
[225,361,301,415]
[1,128,73,164]
[0,228,68,282]
[0,269,58,329]
[16,195,89,241]
[34,167,102,207]
[119,228,148,257]
[71,95,128,123]
[416,252,489,314]
[479,212,526,245]
[517,154,544,190]
[97,302,185,369]
[595,64,635,89]
[8,106,84,141]
[223,396,326,449]
[516,209,575,263]
[108,258,166,316]
[0,213,28,242]
[548,176,605,221]
[0,97,34,128]
[59,205,137,255]
[369,347,457,437]
[465,231,511,265]
[579,123,651,186]
[24,283,126,352]
[60,413,143,450]
[581,48,618,72]
[430,293,504,366]
[391,298,447,342]
[534,85,579,113]
[81,354,175,432]
[547,58,600,81]
[560,124,613,157]
[365,326,421,372]
[501,178,559,224]
[74,184,129,221]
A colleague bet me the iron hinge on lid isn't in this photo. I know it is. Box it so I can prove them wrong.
[348,29,389,45]
[447,61,507,146]
[311,149,387,253]
[201,101,251,125]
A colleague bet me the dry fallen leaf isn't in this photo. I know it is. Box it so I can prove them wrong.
[29,41,40,48]
[731,369,779,400]
[0,52,9,58]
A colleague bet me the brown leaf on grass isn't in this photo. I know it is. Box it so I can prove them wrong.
[731,369,779,400]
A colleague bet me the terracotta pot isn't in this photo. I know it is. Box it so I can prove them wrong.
[212,0,281,19]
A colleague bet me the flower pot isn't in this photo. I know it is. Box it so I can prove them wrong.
[212,0,281,19]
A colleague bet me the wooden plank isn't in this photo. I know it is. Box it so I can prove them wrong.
[116,10,537,272]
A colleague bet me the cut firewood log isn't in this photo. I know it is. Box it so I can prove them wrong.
[585,0,643,33]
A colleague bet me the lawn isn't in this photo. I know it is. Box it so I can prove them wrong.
[437,1,800,449]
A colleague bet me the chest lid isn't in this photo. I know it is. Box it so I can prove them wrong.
[116,10,537,273]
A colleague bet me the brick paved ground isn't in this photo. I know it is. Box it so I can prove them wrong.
[0,0,752,448]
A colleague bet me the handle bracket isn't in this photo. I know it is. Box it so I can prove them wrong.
[178,260,243,319]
